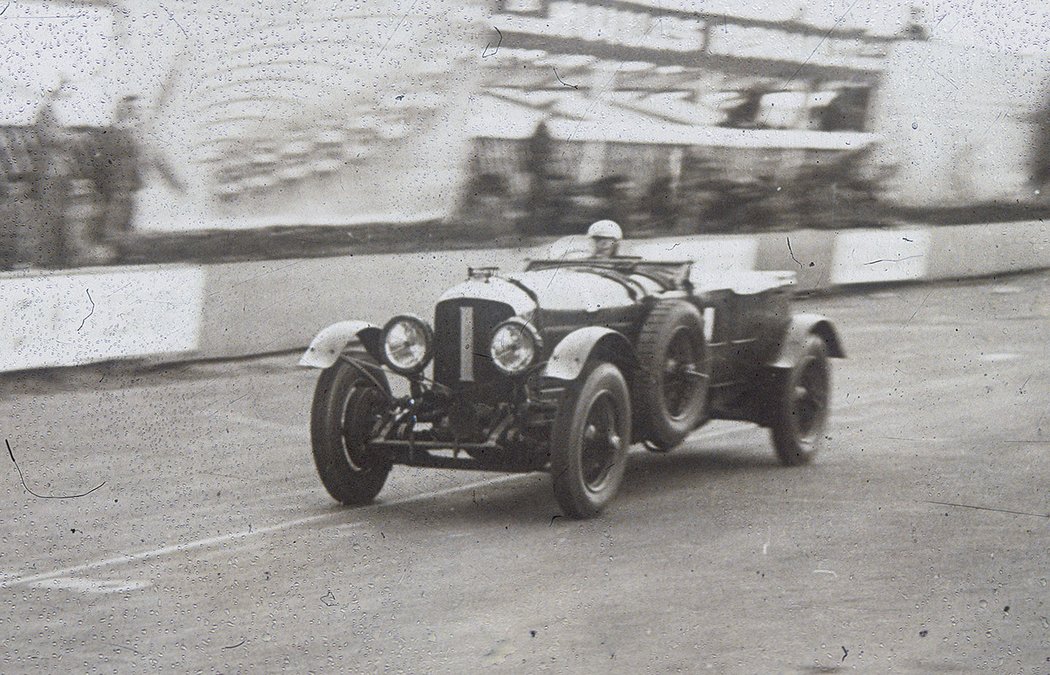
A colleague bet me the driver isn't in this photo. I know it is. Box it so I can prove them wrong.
[587,219,622,258]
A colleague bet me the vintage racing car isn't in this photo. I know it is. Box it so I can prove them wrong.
[299,244,845,518]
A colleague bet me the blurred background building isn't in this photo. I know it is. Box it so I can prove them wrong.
[110,0,487,232]
[464,0,1050,234]
[1,0,1049,267]
[1,0,487,257]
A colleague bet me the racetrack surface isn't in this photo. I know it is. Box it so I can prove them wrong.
[1,273,1048,672]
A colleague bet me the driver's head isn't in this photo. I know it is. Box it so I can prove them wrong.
[587,219,622,258]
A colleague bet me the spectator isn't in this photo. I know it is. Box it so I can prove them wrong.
[591,174,632,227]
[643,174,677,229]
[23,96,73,268]
[0,134,15,269]
[522,121,554,235]
[93,95,143,260]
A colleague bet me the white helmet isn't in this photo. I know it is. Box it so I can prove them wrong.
[587,219,622,240]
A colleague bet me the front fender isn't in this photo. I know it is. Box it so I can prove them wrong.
[542,327,635,381]
[767,313,846,369]
[299,320,382,369]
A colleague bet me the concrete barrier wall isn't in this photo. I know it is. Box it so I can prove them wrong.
[0,266,203,371]
[754,229,839,292]
[923,220,1050,280]
[2,221,1049,372]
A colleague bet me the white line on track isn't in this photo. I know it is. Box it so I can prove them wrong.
[0,473,528,590]
[0,412,846,590]
[32,577,151,594]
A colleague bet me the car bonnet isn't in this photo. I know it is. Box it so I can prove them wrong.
[507,267,639,314]
[437,276,537,318]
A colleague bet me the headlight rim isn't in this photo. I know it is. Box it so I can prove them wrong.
[380,314,433,375]
[489,317,542,376]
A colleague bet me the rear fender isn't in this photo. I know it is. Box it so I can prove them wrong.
[299,320,382,369]
[542,327,636,381]
[767,313,845,369]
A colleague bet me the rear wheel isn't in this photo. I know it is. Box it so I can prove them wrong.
[770,336,831,465]
[550,362,631,519]
[310,356,393,504]
[635,300,710,451]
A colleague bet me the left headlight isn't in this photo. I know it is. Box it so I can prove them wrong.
[489,318,541,375]
[381,315,433,374]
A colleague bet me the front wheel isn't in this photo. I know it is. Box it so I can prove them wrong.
[310,356,393,505]
[769,336,831,466]
[550,362,632,519]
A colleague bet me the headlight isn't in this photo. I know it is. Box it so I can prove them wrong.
[381,315,433,374]
[489,319,541,375]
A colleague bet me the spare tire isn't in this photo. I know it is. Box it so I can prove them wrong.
[634,300,710,450]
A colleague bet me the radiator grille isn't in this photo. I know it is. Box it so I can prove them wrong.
[433,299,515,389]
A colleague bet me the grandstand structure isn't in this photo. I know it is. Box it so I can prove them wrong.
[465,0,1050,227]
[460,0,908,231]
[480,0,907,134]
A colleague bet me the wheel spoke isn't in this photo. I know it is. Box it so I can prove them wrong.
[340,381,386,472]
[660,329,701,418]
[580,393,620,489]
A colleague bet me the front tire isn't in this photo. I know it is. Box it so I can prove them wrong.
[550,362,632,519]
[770,336,831,466]
[310,356,393,505]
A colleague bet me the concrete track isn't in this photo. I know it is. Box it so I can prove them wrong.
[1,273,1048,672]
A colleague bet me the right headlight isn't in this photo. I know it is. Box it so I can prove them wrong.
[381,314,433,374]
[489,318,541,375]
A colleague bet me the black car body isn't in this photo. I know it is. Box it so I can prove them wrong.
[300,248,845,518]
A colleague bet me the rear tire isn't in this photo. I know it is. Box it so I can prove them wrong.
[770,336,831,466]
[634,300,710,451]
[550,362,631,519]
[310,356,393,505]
